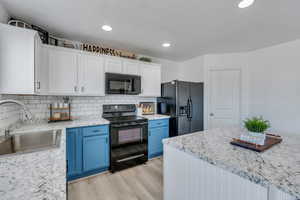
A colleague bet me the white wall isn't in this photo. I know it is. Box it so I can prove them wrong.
[0,3,9,23]
[178,56,205,82]
[248,40,300,134]
[179,40,300,134]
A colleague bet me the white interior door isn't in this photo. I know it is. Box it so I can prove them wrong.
[209,69,241,129]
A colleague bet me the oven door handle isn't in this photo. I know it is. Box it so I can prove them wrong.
[116,154,145,163]
[111,122,148,128]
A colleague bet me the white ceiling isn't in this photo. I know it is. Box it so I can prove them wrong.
[1,0,300,61]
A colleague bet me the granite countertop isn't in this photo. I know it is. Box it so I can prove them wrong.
[11,117,110,134]
[0,117,110,200]
[163,127,300,199]
[140,114,170,120]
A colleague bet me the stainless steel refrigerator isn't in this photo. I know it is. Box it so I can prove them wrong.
[157,80,204,137]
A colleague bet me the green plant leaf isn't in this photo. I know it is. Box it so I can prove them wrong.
[244,116,270,133]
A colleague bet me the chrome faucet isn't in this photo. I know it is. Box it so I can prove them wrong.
[0,99,34,137]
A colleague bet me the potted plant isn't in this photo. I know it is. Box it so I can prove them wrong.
[139,57,152,62]
[242,116,271,145]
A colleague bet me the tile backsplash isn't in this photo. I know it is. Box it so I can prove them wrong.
[0,95,21,130]
[0,94,156,129]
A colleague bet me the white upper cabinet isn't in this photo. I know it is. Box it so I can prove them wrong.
[104,58,140,75]
[47,46,105,96]
[140,63,161,97]
[0,24,161,96]
[105,58,123,74]
[48,47,78,95]
[0,24,46,94]
[78,53,105,96]
[35,45,49,94]
[123,61,140,75]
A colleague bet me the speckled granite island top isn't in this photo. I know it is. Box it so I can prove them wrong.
[0,117,110,200]
[163,127,300,199]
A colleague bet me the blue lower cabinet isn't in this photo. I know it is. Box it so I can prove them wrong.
[66,128,81,177]
[83,135,109,172]
[66,125,109,181]
[148,119,169,159]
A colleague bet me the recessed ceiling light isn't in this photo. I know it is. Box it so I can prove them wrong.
[102,25,112,32]
[238,0,255,8]
[162,43,171,47]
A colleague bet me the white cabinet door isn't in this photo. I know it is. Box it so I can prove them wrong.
[78,54,105,96]
[140,63,161,97]
[35,43,49,94]
[48,47,78,95]
[123,61,140,75]
[105,58,123,74]
[0,24,36,94]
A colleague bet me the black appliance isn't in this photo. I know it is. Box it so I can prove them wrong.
[102,104,148,172]
[105,73,141,95]
[157,80,204,137]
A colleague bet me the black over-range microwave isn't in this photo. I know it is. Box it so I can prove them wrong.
[105,73,141,95]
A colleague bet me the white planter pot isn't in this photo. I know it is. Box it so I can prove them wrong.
[249,131,266,145]
[240,131,266,145]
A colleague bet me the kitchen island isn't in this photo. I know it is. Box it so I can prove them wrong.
[163,127,300,200]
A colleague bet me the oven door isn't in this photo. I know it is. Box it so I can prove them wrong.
[105,73,141,95]
[110,122,148,171]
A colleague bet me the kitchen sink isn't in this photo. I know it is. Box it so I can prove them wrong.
[0,130,61,156]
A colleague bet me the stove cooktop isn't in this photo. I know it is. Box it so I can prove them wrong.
[103,116,147,124]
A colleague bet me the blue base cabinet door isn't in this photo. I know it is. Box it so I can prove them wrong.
[148,119,169,158]
[66,128,82,177]
[83,135,109,172]
[66,125,109,181]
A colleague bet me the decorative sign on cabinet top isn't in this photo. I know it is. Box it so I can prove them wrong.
[81,43,136,59]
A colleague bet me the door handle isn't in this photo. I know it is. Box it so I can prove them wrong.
[187,98,192,119]
[190,98,193,118]
[186,99,190,117]
[74,86,78,92]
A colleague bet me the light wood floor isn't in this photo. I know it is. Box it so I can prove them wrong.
[68,157,163,200]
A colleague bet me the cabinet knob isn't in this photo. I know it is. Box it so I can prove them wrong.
[210,113,214,117]
[74,86,78,92]
[81,86,85,92]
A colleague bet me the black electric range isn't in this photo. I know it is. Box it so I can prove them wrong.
[103,104,148,172]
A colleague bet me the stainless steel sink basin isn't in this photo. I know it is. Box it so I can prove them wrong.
[0,130,61,156]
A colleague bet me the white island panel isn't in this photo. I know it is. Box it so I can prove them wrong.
[164,145,268,200]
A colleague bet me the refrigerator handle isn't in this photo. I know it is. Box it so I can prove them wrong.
[186,99,190,118]
[187,98,192,120]
[190,97,193,119]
